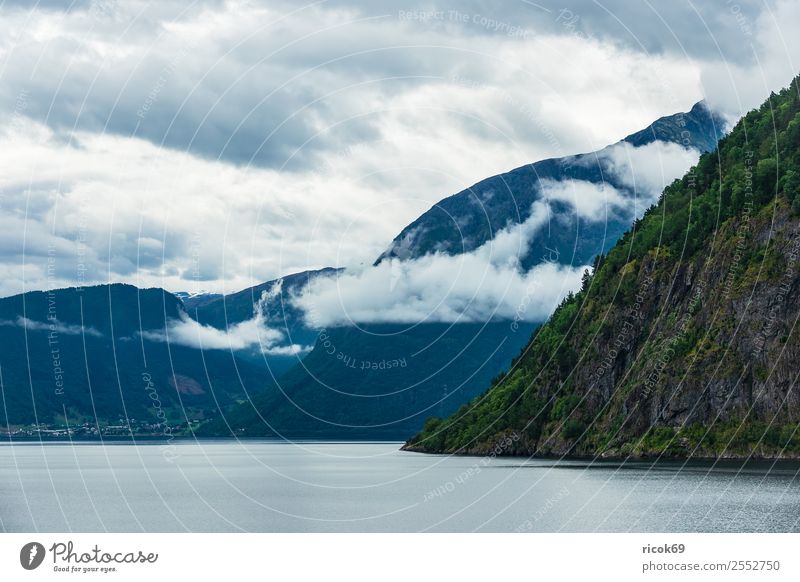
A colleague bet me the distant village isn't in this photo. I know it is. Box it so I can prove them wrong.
[1,419,199,439]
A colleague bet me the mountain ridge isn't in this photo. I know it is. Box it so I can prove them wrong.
[376,100,726,266]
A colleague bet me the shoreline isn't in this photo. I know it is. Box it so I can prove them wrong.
[400,444,800,462]
[5,437,800,463]
[0,436,406,444]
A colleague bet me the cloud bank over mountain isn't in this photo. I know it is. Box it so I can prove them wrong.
[0,0,796,300]
[292,198,585,326]
[291,137,700,326]
[142,285,310,354]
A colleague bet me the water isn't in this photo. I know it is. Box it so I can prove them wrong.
[1,441,799,532]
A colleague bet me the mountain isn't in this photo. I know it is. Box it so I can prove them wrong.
[404,78,800,458]
[2,101,727,439]
[175,291,223,310]
[191,267,340,331]
[0,284,268,430]
[377,101,725,267]
[197,321,537,438]
[201,101,726,439]
[189,267,341,376]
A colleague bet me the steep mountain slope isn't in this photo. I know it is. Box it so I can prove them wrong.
[405,79,800,458]
[377,101,725,268]
[203,101,725,439]
[198,321,537,438]
[0,284,267,428]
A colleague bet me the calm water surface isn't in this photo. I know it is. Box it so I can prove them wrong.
[1,441,799,532]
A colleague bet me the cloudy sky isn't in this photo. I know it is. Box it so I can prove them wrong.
[0,0,798,299]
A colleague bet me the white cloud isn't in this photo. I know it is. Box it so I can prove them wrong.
[0,0,795,304]
[0,1,714,299]
[539,179,629,221]
[293,209,588,326]
[141,288,310,354]
[535,141,702,233]
[290,136,702,328]
[597,140,701,206]
[700,0,800,120]
[0,316,102,337]
[477,200,552,269]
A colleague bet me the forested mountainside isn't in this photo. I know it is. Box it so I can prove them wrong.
[196,321,537,439]
[199,102,726,439]
[0,284,266,429]
[405,77,800,459]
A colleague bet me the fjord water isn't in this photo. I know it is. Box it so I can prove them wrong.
[1,441,798,532]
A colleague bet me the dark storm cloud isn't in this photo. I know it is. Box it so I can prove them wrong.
[342,0,767,63]
[0,0,91,10]
[0,0,796,298]
[0,0,770,172]
[0,4,452,170]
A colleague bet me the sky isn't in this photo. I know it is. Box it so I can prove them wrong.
[0,0,798,301]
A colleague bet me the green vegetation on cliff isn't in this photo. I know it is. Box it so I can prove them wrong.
[405,77,800,459]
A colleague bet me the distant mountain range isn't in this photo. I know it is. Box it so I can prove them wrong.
[1,100,727,438]
[197,321,538,438]
[405,78,800,459]
[0,284,266,430]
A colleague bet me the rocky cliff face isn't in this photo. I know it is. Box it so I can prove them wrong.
[405,78,800,459]
[539,200,800,458]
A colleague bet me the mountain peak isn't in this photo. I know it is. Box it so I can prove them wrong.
[622,100,727,152]
[375,101,726,266]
